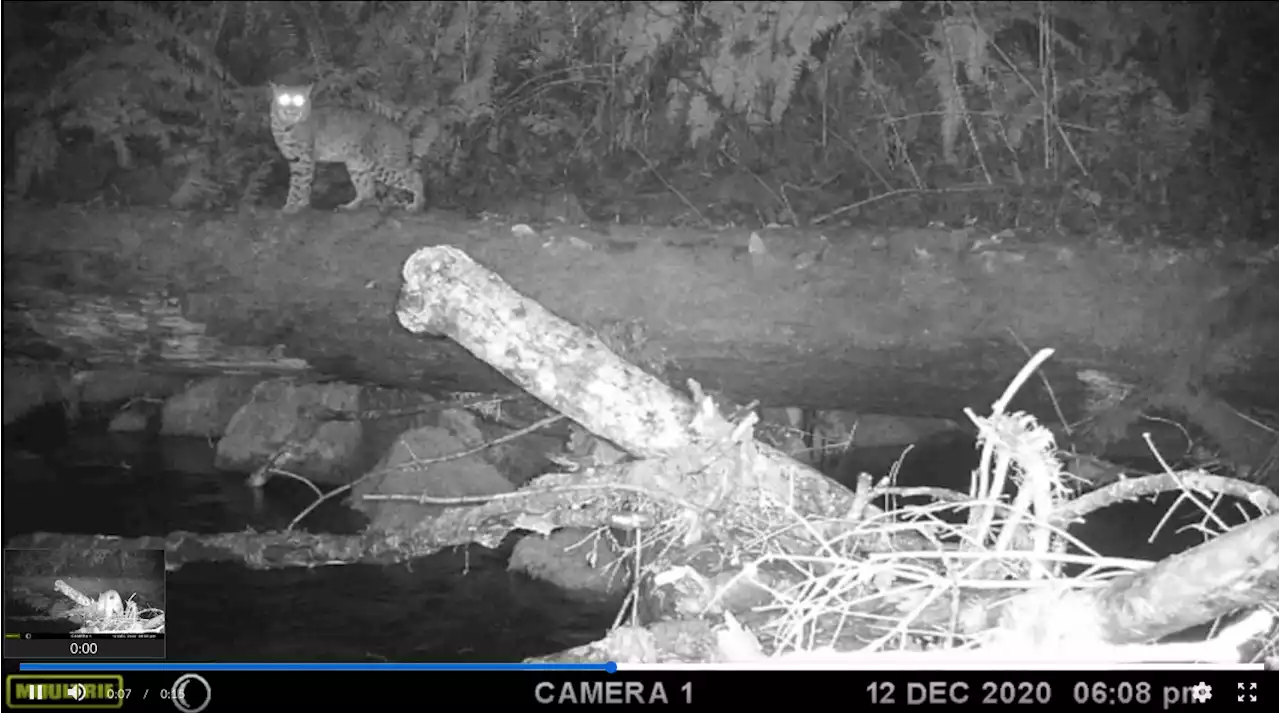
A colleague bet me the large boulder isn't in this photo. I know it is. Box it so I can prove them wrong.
[348,418,516,532]
[216,379,363,485]
[160,376,261,438]
[508,528,628,600]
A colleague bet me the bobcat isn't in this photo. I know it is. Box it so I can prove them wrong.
[269,83,426,214]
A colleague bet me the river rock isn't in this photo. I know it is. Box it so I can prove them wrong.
[161,376,261,437]
[107,404,151,433]
[76,370,189,405]
[348,423,515,532]
[216,379,363,485]
[2,361,72,426]
[508,528,627,599]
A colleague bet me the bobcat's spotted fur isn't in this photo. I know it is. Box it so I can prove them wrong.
[269,83,425,213]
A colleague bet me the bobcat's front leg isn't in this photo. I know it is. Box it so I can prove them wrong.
[283,156,315,214]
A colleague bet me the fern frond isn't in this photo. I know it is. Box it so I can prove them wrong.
[7,119,59,197]
[98,1,236,87]
[333,2,368,25]
[617,1,681,69]
[297,1,333,70]
[452,2,516,119]
[168,152,221,210]
[239,162,273,207]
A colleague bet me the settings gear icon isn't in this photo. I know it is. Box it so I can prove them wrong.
[1191,682,1213,704]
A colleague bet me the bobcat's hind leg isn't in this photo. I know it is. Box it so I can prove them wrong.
[339,161,378,211]
[405,171,426,212]
[389,168,426,212]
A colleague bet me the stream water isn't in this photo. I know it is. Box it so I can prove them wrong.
[831,434,1260,566]
[2,405,1262,661]
[3,406,619,662]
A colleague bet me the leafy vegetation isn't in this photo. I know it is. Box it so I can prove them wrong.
[3,1,1275,239]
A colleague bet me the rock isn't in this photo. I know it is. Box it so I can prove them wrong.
[437,407,485,445]
[76,370,189,405]
[435,406,561,486]
[215,379,363,485]
[349,423,515,532]
[2,361,72,426]
[107,405,151,433]
[3,364,192,428]
[508,528,627,599]
[160,376,260,438]
[483,432,563,486]
[339,385,438,464]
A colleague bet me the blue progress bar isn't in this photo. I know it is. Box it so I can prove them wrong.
[21,662,618,672]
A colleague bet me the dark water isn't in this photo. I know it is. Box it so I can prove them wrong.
[833,434,1260,564]
[3,406,619,662]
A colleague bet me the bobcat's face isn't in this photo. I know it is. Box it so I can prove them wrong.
[270,84,313,126]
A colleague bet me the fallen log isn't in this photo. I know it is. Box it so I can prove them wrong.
[394,244,729,458]
[394,244,851,517]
